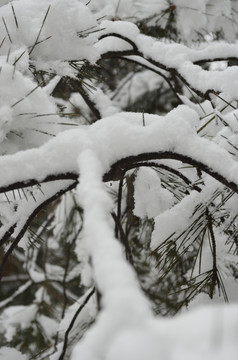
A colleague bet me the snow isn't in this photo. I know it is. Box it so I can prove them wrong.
[87,0,135,20]
[0,180,74,249]
[72,303,238,360]
[174,0,207,41]
[57,287,97,347]
[97,20,238,100]
[88,0,238,43]
[72,149,153,359]
[38,315,58,340]
[100,20,140,41]
[134,0,168,19]
[112,69,167,110]
[0,100,237,359]
[0,1,238,359]
[0,0,99,63]
[0,347,27,360]
[0,304,37,341]
[89,88,119,117]
[134,167,174,219]
[151,172,225,243]
[1,106,238,195]
[0,63,62,154]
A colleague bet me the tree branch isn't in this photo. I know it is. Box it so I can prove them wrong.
[0,181,77,280]
[58,287,95,360]
[99,33,138,51]
[103,151,238,194]
[98,32,238,101]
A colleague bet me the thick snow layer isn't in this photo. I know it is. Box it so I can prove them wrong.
[0,63,64,154]
[89,88,119,117]
[72,149,153,359]
[1,106,238,193]
[72,303,238,360]
[134,167,174,218]
[0,0,99,63]
[1,2,238,360]
[97,20,238,100]
[0,347,27,360]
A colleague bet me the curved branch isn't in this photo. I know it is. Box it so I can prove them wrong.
[98,32,238,101]
[194,57,238,66]
[0,180,77,280]
[99,33,138,51]
[100,49,139,59]
[0,150,237,195]
[0,224,16,248]
[0,172,78,194]
[103,151,238,194]
[0,148,237,279]
[58,287,95,360]
[117,161,201,192]
[100,49,210,100]
[109,56,183,104]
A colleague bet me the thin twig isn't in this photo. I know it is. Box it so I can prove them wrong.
[0,182,77,280]
[58,287,95,360]
[61,244,72,319]
[111,211,134,266]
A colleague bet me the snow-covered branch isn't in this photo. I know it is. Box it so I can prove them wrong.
[0,109,238,194]
[1,1,238,358]
[98,20,238,100]
[0,180,76,279]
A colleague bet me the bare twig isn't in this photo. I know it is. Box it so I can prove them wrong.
[58,287,95,360]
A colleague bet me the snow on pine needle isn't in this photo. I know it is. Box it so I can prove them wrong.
[0,1,238,359]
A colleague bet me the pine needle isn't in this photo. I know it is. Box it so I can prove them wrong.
[30,191,37,202]
[212,92,236,110]
[29,5,51,55]
[12,50,26,66]
[4,192,10,204]
[28,128,56,137]
[2,17,12,43]
[0,37,6,49]
[11,80,45,107]
[6,47,11,62]
[12,190,16,201]
[34,35,52,47]
[142,110,145,126]
[11,2,19,29]
[22,188,29,201]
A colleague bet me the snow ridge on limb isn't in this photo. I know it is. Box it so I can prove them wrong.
[0,1,238,358]
[97,20,238,100]
[71,149,152,360]
[1,106,238,282]
[0,107,238,193]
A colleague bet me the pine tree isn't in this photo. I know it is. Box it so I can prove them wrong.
[0,1,238,359]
